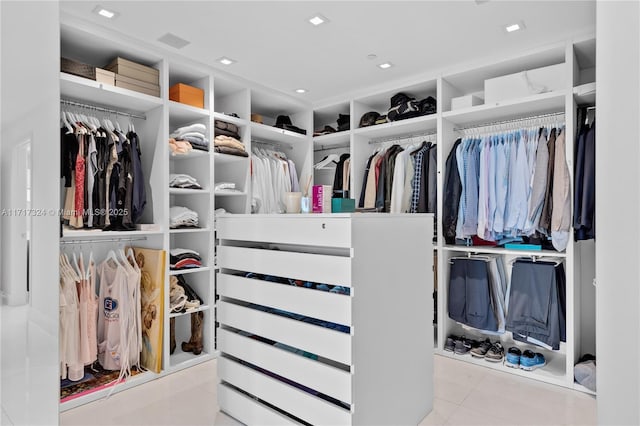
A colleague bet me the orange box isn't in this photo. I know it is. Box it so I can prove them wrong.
[169,83,205,109]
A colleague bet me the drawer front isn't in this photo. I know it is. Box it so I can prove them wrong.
[219,357,352,426]
[218,301,351,365]
[217,216,351,248]
[217,245,352,286]
[219,329,352,404]
[217,273,352,326]
[218,383,300,425]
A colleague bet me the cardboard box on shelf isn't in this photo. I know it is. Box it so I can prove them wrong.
[106,56,159,86]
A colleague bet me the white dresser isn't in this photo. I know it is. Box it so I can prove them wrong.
[215,213,434,425]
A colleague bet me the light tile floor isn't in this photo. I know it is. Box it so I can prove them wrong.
[60,355,596,426]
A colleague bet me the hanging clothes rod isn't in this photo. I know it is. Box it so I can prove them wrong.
[453,111,565,132]
[368,130,437,145]
[251,139,293,150]
[314,143,350,152]
[60,99,147,120]
[60,236,148,245]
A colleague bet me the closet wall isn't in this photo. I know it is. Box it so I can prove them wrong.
[55,14,314,411]
[311,35,597,393]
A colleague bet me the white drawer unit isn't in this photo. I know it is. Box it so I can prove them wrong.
[216,213,434,425]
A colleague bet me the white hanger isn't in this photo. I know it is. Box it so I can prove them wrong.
[61,111,74,133]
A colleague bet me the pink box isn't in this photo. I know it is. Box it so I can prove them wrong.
[312,185,332,213]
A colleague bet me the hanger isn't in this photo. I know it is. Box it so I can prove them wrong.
[314,153,339,169]
[509,255,563,266]
[449,252,493,263]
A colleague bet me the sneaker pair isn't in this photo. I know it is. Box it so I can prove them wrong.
[505,347,546,370]
[471,339,504,362]
[444,335,474,355]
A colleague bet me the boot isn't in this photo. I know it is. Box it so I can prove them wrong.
[170,317,176,354]
[181,311,204,355]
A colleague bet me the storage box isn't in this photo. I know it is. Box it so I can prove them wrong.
[484,63,566,104]
[451,94,482,110]
[106,56,159,85]
[95,68,115,86]
[61,57,95,80]
[331,198,355,213]
[312,185,332,213]
[170,83,205,109]
[115,73,161,97]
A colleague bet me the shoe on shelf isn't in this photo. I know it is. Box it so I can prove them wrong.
[505,346,522,368]
[470,339,492,358]
[454,337,472,355]
[520,350,546,371]
[485,342,505,362]
[444,335,458,352]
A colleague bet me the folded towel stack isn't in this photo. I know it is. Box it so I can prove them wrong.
[169,206,199,228]
[169,173,202,190]
[214,135,248,157]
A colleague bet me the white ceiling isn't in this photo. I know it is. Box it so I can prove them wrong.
[60,1,596,106]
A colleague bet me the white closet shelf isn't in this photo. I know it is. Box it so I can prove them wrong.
[441,245,567,258]
[169,267,211,276]
[168,100,210,122]
[215,191,247,197]
[573,82,596,106]
[573,382,596,396]
[169,188,211,195]
[61,228,164,239]
[442,90,567,126]
[169,149,210,160]
[169,227,211,234]
[213,111,249,127]
[352,113,437,139]
[169,303,211,318]
[313,131,350,147]
[169,347,213,371]
[60,72,163,113]
[250,121,308,144]
[214,152,249,164]
[59,370,158,412]
[436,350,567,387]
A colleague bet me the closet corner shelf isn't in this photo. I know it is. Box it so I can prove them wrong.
[214,152,249,164]
[61,228,164,240]
[169,267,211,276]
[169,348,213,371]
[169,149,210,160]
[441,90,567,127]
[573,82,596,106]
[169,303,211,318]
[169,188,211,195]
[250,121,308,144]
[212,112,249,127]
[313,131,351,148]
[60,72,163,113]
[59,370,158,412]
[436,350,568,387]
[440,244,567,258]
[169,227,211,234]
[168,100,210,122]
[352,113,437,139]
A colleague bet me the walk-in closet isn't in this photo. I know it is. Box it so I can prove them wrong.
[3,1,640,425]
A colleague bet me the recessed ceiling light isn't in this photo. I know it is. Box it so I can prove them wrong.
[217,57,236,65]
[378,62,393,69]
[93,5,118,19]
[504,21,526,33]
[367,54,378,60]
[295,88,307,94]
[308,13,329,26]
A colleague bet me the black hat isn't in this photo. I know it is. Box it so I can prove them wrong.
[359,111,380,128]
[275,115,293,128]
